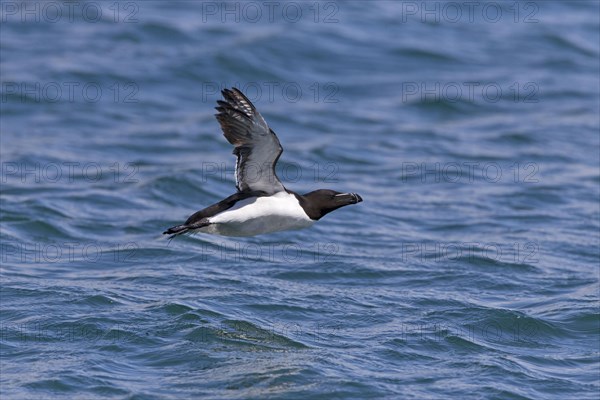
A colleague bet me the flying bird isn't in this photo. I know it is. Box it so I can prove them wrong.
[164,88,362,238]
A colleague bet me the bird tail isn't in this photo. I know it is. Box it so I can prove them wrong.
[163,221,210,239]
[163,224,190,237]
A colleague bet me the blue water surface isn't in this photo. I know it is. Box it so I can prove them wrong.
[1,1,599,399]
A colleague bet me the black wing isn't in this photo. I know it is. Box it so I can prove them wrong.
[215,88,285,194]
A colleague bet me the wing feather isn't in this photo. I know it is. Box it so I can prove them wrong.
[215,88,285,194]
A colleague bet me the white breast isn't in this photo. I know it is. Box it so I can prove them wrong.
[203,191,314,237]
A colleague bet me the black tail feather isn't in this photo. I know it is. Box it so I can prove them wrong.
[163,224,189,236]
[163,221,211,240]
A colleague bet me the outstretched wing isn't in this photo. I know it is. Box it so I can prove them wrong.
[215,88,285,194]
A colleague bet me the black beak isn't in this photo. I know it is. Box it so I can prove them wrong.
[335,193,363,204]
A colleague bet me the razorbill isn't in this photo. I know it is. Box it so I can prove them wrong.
[164,87,362,238]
